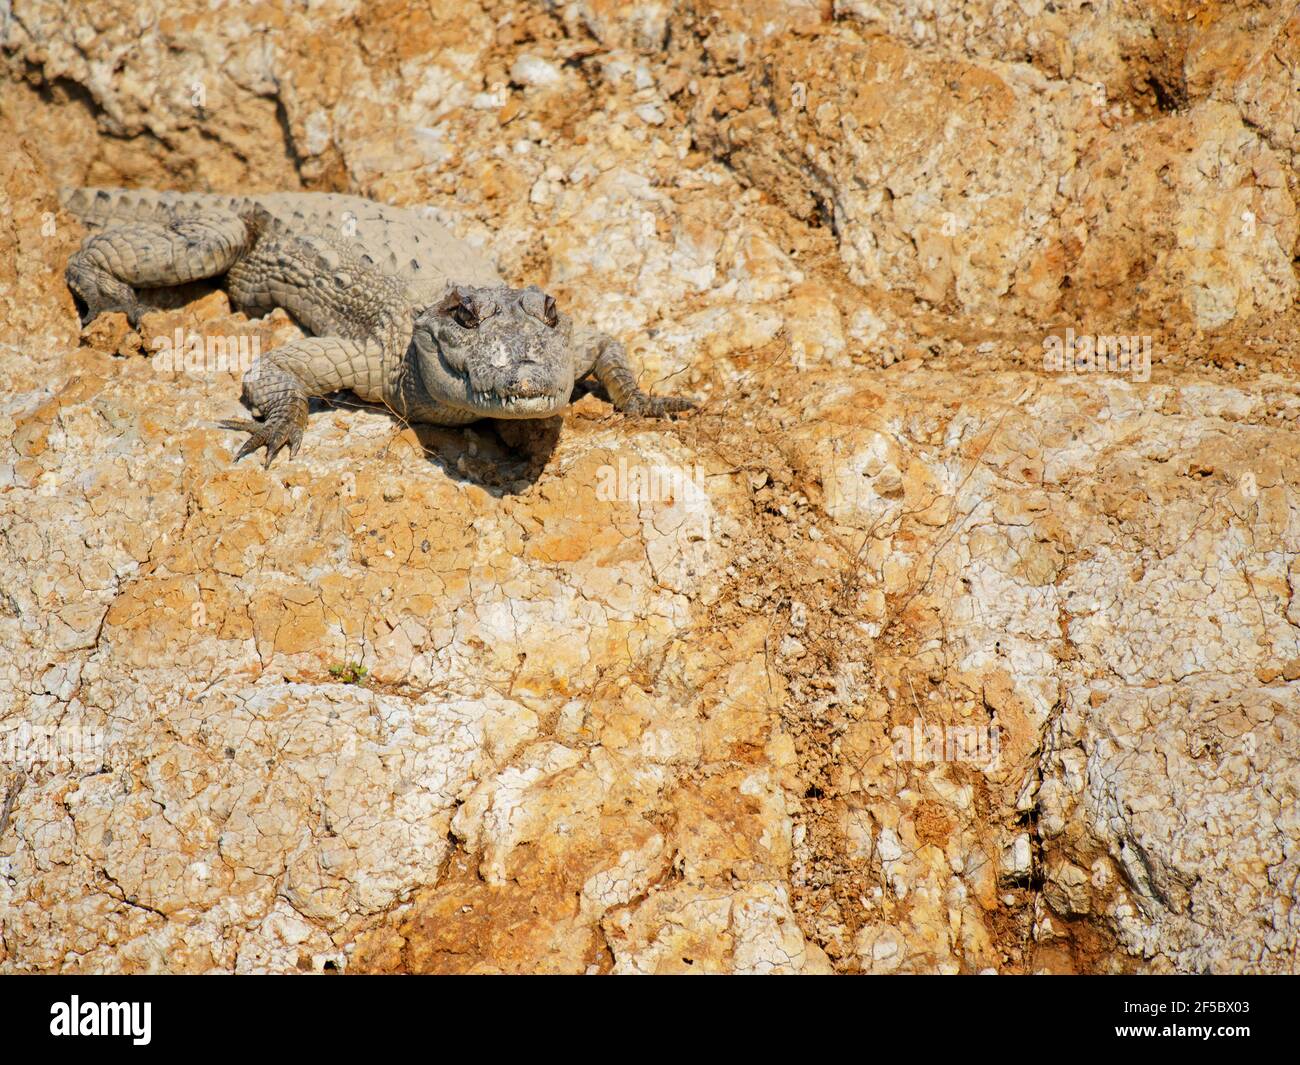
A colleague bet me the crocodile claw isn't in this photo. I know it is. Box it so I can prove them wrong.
[218,415,304,468]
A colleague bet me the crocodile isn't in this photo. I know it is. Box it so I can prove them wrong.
[61,188,696,465]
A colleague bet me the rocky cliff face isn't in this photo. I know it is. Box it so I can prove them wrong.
[1,0,1297,973]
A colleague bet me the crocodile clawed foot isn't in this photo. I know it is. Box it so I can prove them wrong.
[74,295,143,331]
[218,411,305,467]
[625,394,698,418]
[67,261,145,331]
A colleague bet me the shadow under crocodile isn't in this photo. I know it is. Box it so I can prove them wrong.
[308,392,568,497]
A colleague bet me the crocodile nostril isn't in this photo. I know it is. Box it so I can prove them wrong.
[509,367,550,397]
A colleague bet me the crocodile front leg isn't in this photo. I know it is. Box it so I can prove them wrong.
[66,212,251,328]
[580,330,697,417]
[219,335,380,466]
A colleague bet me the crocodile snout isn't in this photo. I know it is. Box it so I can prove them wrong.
[507,363,552,399]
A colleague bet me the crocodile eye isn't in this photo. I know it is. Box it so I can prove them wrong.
[520,287,558,328]
[441,287,485,329]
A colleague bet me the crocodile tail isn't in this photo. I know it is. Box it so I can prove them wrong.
[239,202,278,243]
[60,187,178,228]
[59,187,254,228]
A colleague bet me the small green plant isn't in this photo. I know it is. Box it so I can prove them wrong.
[328,661,369,685]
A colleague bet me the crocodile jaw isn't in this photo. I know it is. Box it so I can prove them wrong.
[466,390,567,417]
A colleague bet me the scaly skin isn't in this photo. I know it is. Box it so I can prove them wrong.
[61,188,696,465]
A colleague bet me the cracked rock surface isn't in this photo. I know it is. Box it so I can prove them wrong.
[1,0,1297,972]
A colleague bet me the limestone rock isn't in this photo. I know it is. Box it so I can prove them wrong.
[2,0,1297,974]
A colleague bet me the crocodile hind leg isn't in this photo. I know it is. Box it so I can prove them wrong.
[66,212,251,328]
[219,335,379,466]
[581,332,697,417]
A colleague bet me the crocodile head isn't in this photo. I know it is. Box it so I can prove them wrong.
[412,284,576,418]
